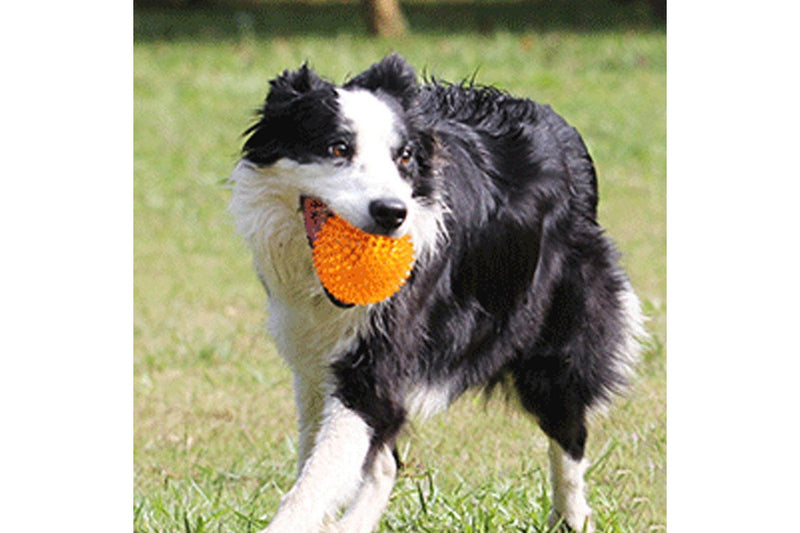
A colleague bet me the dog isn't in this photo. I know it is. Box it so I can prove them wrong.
[229,54,644,533]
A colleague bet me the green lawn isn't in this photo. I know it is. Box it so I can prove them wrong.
[134,3,665,531]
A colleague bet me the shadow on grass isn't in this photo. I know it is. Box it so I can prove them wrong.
[134,0,665,42]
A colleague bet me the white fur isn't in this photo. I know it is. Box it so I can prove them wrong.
[616,283,647,380]
[405,382,453,419]
[616,284,647,377]
[291,366,328,473]
[261,397,373,533]
[589,283,646,417]
[332,444,398,533]
[548,439,594,533]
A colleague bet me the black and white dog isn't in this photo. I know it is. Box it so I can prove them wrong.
[229,54,644,533]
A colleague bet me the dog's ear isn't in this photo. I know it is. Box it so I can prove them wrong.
[243,64,334,164]
[345,54,418,108]
[266,63,330,106]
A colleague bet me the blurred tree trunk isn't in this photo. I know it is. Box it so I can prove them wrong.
[361,0,408,37]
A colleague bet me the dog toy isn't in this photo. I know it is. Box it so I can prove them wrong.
[311,213,415,306]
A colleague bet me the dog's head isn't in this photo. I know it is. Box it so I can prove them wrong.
[238,55,439,256]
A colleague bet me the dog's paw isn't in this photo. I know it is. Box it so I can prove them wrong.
[547,508,594,533]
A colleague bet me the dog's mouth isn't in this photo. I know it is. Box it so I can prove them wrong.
[300,196,354,308]
[301,196,332,247]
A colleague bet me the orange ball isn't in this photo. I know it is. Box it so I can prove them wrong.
[311,214,415,306]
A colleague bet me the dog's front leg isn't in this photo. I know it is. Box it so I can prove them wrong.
[292,368,327,474]
[261,396,371,533]
[332,443,397,533]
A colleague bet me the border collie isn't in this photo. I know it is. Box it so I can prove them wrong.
[229,54,644,533]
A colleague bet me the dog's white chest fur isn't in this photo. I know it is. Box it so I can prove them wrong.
[229,160,369,368]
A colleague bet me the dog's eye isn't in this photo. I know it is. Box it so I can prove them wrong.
[328,141,352,159]
[397,146,413,166]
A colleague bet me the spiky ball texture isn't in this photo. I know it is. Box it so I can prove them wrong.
[312,214,415,306]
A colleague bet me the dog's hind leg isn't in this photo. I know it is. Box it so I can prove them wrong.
[511,364,594,532]
[547,438,593,533]
[332,443,398,533]
[260,396,372,533]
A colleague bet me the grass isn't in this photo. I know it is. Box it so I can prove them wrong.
[134,3,665,531]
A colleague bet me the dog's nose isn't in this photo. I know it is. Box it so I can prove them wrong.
[369,198,407,231]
